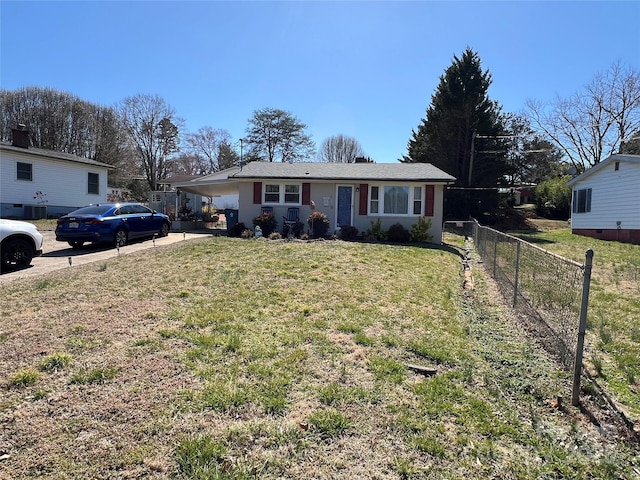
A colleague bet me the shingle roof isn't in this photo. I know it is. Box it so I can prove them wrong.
[230,161,455,182]
[0,143,114,169]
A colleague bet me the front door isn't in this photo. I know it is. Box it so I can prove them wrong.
[336,185,353,229]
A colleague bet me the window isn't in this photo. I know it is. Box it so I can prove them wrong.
[88,172,100,194]
[17,162,32,181]
[369,185,423,216]
[572,188,592,214]
[151,193,162,202]
[615,161,620,171]
[264,184,280,203]
[413,186,423,215]
[263,183,301,204]
[383,186,409,214]
[284,184,300,203]
[370,186,379,214]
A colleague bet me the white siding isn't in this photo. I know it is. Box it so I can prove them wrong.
[571,161,640,230]
[1,149,109,214]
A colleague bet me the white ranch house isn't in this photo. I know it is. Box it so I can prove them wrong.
[1,127,112,219]
[172,160,455,241]
[567,153,640,244]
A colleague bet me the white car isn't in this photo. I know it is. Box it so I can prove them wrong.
[0,219,44,272]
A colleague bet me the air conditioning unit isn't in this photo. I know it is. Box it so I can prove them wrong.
[24,205,47,220]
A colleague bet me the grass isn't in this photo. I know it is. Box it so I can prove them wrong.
[512,220,640,421]
[0,236,637,478]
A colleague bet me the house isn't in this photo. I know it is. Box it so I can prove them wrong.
[0,126,113,219]
[172,160,455,241]
[567,154,640,244]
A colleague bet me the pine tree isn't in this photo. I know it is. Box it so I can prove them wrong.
[402,48,505,187]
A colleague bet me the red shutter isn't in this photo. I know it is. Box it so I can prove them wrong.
[253,182,262,204]
[302,183,311,205]
[359,184,368,215]
[425,184,434,217]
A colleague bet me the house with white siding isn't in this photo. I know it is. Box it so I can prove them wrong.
[0,126,112,219]
[567,154,640,244]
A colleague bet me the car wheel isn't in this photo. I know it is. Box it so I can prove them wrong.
[160,222,170,237]
[1,238,34,271]
[69,240,84,249]
[114,228,128,247]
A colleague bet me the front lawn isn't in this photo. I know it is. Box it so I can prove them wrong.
[0,237,636,478]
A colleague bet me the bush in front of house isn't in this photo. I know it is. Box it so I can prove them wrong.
[283,221,304,238]
[227,222,246,238]
[307,211,330,238]
[339,225,359,241]
[387,223,411,243]
[252,213,277,236]
[410,217,433,243]
[365,219,386,241]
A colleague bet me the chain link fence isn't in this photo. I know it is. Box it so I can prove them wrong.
[443,220,588,372]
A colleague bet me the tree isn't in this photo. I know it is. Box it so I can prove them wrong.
[184,126,234,174]
[503,114,566,185]
[402,48,506,187]
[117,94,181,191]
[526,62,640,173]
[244,108,315,162]
[318,134,365,163]
[620,128,640,155]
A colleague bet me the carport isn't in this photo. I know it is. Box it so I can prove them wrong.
[168,166,242,231]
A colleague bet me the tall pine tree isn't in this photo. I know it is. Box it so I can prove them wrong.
[402,48,506,188]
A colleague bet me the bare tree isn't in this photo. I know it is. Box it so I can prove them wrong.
[184,126,233,173]
[117,94,181,191]
[245,108,315,162]
[526,62,640,172]
[317,134,365,163]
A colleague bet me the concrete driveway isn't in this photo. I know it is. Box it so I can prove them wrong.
[0,229,213,284]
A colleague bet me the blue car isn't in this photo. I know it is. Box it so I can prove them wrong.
[56,203,171,248]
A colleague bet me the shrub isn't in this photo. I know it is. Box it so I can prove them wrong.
[227,222,246,237]
[366,219,386,241]
[387,223,410,243]
[241,229,254,239]
[308,211,330,238]
[339,225,359,241]
[252,213,277,236]
[410,217,433,243]
[283,221,304,238]
[268,231,282,240]
[535,176,572,219]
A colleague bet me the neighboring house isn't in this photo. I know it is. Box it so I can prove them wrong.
[567,154,640,244]
[0,126,112,219]
[172,160,455,241]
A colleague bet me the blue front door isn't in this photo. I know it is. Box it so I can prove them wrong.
[336,186,353,228]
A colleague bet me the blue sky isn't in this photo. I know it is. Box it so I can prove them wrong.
[1,1,639,163]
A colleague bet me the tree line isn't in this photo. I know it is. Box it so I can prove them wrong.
[1,50,638,214]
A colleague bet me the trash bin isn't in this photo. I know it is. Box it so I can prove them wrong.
[224,209,239,230]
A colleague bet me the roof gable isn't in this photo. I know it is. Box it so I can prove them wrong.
[229,161,455,182]
[567,154,640,187]
[0,142,114,169]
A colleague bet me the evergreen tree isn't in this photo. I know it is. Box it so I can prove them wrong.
[402,48,506,187]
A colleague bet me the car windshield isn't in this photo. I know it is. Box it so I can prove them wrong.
[68,205,113,216]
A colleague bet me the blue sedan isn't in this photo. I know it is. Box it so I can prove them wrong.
[56,203,171,248]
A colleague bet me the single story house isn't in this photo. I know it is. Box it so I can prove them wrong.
[172,160,455,241]
[0,126,113,219]
[567,153,640,244]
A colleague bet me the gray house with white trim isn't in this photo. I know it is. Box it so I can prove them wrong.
[172,160,455,241]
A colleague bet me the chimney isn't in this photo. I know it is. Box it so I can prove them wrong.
[354,156,372,163]
[12,124,30,148]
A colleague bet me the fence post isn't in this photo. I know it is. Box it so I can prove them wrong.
[513,241,521,307]
[493,233,498,278]
[572,249,594,407]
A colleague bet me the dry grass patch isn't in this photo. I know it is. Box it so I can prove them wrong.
[0,237,637,478]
